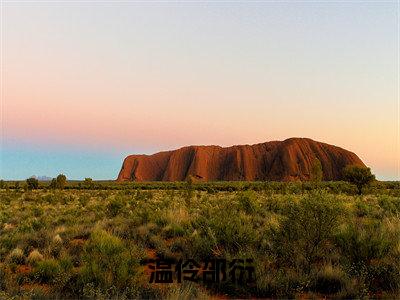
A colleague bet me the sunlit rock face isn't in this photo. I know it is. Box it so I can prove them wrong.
[117,138,366,182]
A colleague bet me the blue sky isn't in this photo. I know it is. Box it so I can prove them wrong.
[1,1,398,180]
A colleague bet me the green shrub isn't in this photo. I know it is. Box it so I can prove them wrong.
[106,198,124,217]
[378,195,400,215]
[84,178,93,188]
[26,177,39,190]
[81,230,142,293]
[33,259,61,283]
[49,174,67,189]
[272,191,343,272]
[335,223,394,269]
[237,191,257,213]
[162,224,185,238]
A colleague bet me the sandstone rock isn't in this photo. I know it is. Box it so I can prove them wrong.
[117,138,366,182]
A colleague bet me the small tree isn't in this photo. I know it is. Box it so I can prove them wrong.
[49,178,57,189]
[310,158,323,182]
[49,174,67,189]
[26,177,39,190]
[343,165,375,195]
[0,180,5,189]
[84,178,93,188]
[56,174,67,189]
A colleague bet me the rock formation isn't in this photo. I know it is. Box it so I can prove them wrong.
[117,138,366,182]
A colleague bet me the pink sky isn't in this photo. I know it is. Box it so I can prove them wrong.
[2,2,399,180]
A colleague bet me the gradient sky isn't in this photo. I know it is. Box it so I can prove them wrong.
[1,1,398,180]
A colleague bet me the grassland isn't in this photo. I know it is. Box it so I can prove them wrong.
[0,181,399,298]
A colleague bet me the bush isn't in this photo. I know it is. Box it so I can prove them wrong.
[50,174,67,189]
[33,259,61,283]
[162,224,185,238]
[81,230,142,294]
[272,191,343,272]
[336,223,392,268]
[106,198,124,217]
[237,191,257,213]
[84,178,94,188]
[26,177,39,190]
[335,219,400,292]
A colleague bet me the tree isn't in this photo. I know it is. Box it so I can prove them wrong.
[49,178,57,189]
[84,178,93,188]
[26,177,39,190]
[310,158,323,182]
[56,174,67,189]
[343,165,375,195]
[49,174,67,189]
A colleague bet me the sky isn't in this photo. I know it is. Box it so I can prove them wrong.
[0,1,399,180]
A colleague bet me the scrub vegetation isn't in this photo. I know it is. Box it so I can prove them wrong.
[0,180,399,298]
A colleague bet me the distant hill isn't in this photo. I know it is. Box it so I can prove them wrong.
[117,138,366,182]
[30,175,52,181]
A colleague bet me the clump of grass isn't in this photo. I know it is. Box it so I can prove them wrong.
[53,234,62,244]
[7,248,25,265]
[237,191,258,213]
[27,249,44,266]
[80,229,143,297]
[33,259,61,283]
[313,264,346,294]
[162,224,185,238]
[106,197,125,217]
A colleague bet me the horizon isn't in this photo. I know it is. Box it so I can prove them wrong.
[1,136,392,181]
[1,2,399,181]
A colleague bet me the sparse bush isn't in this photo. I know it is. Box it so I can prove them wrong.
[0,182,399,298]
[33,259,61,283]
[49,178,57,189]
[106,197,124,217]
[237,191,257,213]
[26,177,39,190]
[0,180,6,189]
[81,229,143,294]
[273,191,343,272]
